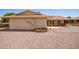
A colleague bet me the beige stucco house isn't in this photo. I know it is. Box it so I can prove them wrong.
[0,10,79,30]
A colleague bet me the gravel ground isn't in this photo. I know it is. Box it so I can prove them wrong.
[0,27,79,49]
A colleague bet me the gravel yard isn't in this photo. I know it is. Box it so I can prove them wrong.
[0,26,79,49]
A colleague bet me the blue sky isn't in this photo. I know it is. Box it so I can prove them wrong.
[0,9,79,17]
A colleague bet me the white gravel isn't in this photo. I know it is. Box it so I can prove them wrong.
[0,26,79,49]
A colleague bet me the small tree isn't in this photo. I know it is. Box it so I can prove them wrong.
[67,16,74,24]
[3,13,15,23]
[67,16,71,18]
[4,13,15,16]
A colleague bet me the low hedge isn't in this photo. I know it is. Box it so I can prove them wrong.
[34,28,47,32]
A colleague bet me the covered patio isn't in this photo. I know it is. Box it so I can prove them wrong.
[47,16,79,27]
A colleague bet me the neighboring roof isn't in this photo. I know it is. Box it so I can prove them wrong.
[0,10,79,20]
[72,17,79,20]
[1,15,47,18]
[48,16,69,20]
[15,10,46,16]
[0,16,48,19]
[0,10,48,18]
[0,10,48,19]
[0,16,74,20]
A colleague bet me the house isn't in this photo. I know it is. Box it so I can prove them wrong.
[0,18,2,28]
[0,10,79,30]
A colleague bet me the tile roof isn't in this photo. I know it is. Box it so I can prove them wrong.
[48,16,69,20]
[0,10,79,20]
[15,10,46,16]
[72,17,79,20]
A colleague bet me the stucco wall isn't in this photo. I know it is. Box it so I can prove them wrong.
[9,18,47,30]
[35,19,47,28]
[9,18,35,30]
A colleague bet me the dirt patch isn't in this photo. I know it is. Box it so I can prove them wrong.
[0,30,79,49]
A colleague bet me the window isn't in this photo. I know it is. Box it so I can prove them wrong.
[47,20,53,26]
[77,20,79,22]
[70,20,74,23]
[2,18,9,23]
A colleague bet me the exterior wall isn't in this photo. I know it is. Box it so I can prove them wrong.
[9,18,35,30]
[47,20,66,26]
[9,18,47,30]
[35,19,47,28]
